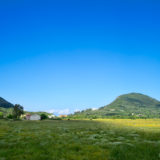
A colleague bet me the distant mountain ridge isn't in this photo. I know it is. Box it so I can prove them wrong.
[1,93,160,118]
[71,93,160,118]
[0,97,14,108]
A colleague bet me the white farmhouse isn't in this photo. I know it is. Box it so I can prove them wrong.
[30,114,41,120]
[48,114,55,119]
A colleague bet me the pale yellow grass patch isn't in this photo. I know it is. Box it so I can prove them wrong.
[95,119,160,129]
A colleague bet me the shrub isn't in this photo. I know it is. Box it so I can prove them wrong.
[7,114,14,119]
[40,114,48,120]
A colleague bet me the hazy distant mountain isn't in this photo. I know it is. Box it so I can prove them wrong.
[0,97,14,108]
[71,93,160,118]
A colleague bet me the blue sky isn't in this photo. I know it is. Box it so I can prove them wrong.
[0,0,160,115]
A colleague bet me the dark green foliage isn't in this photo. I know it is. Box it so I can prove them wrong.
[7,114,14,119]
[13,104,24,119]
[70,93,160,119]
[0,97,14,108]
[40,113,48,120]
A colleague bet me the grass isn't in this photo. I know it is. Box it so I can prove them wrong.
[0,119,160,160]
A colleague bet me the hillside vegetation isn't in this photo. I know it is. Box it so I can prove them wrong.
[0,97,14,117]
[0,97,14,108]
[71,93,160,119]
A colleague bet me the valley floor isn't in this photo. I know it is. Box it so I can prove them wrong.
[0,119,160,160]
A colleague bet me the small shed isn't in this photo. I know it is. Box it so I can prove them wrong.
[30,114,41,120]
[26,114,31,120]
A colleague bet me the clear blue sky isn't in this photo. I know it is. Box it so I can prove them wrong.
[0,0,160,114]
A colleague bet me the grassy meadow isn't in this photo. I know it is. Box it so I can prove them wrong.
[0,119,160,160]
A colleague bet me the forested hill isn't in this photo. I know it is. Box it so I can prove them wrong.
[0,97,14,108]
[70,93,160,119]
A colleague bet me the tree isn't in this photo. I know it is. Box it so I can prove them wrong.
[40,113,48,120]
[13,104,24,119]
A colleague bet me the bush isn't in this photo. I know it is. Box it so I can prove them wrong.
[40,114,48,120]
[7,114,14,119]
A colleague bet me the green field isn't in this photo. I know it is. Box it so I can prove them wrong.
[0,119,160,160]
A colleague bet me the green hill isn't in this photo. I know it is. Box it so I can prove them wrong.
[0,97,14,117]
[71,93,160,119]
[0,97,14,108]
